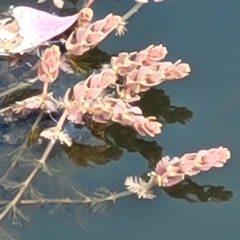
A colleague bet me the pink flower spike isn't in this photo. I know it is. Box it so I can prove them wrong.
[182,147,231,173]
[164,61,191,80]
[38,45,61,83]
[15,93,58,112]
[133,116,162,137]
[87,69,115,89]
[111,53,138,75]
[152,147,231,188]
[134,44,168,66]
[73,82,86,101]
[78,8,94,27]
[152,156,185,187]
[66,14,121,55]
[67,100,84,124]
[65,29,92,56]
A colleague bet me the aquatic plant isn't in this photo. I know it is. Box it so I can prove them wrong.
[0,0,231,238]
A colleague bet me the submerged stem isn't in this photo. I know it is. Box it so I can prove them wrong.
[0,111,44,183]
[0,77,38,100]
[0,140,56,221]
[0,110,68,222]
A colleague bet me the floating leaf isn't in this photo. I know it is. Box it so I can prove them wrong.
[0,6,78,55]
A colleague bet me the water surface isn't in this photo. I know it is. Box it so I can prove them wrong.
[0,1,240,240]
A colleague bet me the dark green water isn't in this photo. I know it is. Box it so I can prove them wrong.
[0,0,240,239]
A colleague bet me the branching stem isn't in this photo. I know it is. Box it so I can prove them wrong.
[0,111,44,183]
[0,109,68,222]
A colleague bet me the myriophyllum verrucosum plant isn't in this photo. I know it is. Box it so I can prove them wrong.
[38,45,61,101]
[125,147,231,199]
[66,9,124,55]
[14,45,61,113]
[0,1,232,233]
[14,41,190,140]
[53,42,190,139]
[38,45,61,84]
[110,44,190,101]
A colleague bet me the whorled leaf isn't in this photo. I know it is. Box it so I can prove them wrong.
[124,176,155,199]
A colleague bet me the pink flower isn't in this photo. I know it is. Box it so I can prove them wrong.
[90,97,113,123]
[182,147,231,174]
[73,69,115,102]
[66,14,121,55]
[125,66,165,94]
[67,100,86,124]
[38,45,61,83]
[150,147,231,187]
[111,53,138,75]
[110,44,191,100]
[85,69,116,90]
[134,44,168,66]
[65,28,92,56]
[133,116,162,137]
[77,8,94,27]
[163,60,191,80]
[15,93,58,112]
[153,156,185,187]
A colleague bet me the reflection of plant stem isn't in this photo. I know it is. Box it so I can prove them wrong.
[0,111,44,183]
[0,77,38,100]
[0,59,40,101]
[0,110,68,222]
[20,59,40,79]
